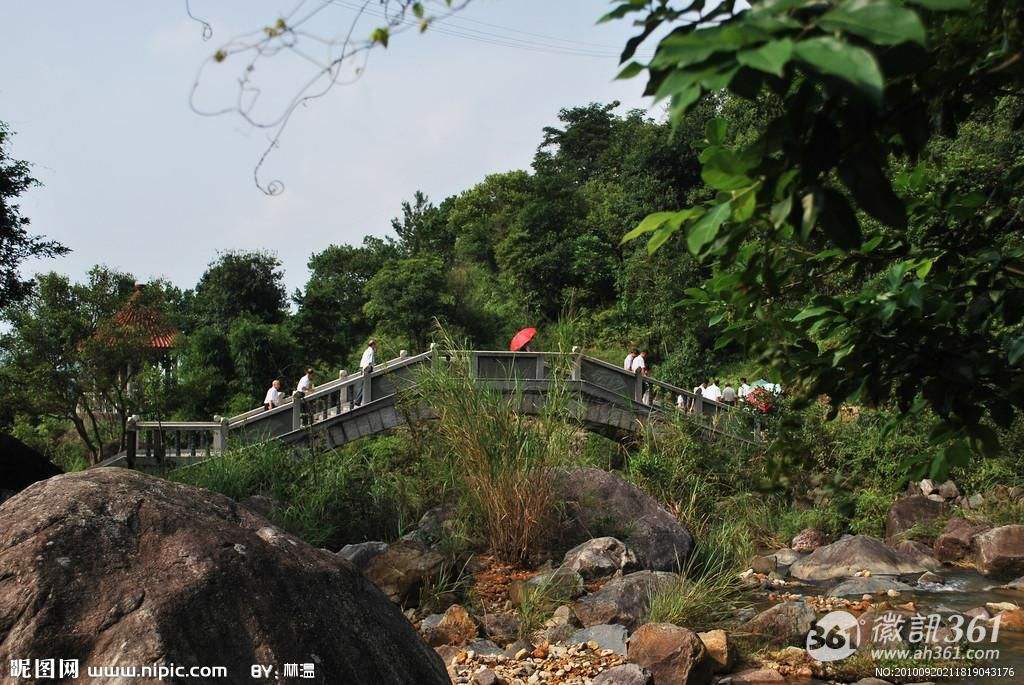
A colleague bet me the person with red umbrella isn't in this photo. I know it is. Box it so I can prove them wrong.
[510,327,536,352]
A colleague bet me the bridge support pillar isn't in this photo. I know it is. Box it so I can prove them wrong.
[292,391,305,430]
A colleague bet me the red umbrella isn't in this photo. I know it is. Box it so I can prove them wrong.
[509,327,537,352]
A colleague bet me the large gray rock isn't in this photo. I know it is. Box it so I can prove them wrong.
[741,601,816,646]
[509,566,585,607]
[975,525,1024,578]
[568,624,629,655]
[561,537,637,579]
[557,468,692,571]
[789,535,931,581]
[933,517,988,562]
[363,539,445,603]
[571,570,677,630]
[0,468,448,684]
[828,576,913,597]
[885,495,945,540]
[592,664,653,685]
[339,541,389,570]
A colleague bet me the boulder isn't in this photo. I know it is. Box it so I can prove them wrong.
[480,612,519,645]
[363,538,445,603]
[995,608,1024,632]
[466,639,503,656]
[891,539,942,570]
[0,468,448,684]
[509,566,584,607]
[421,604,478,647]
[789,535,931,581]
[0,432,61,503]
[791,528,827,553]
[403,505,457,545]
[539,604,579,643]
[937,480,960,500]
[828,576,913,597]
[568,624,628,655]
[592,664,654,685]
[557,468,692,571]
[773,548,804,567]
[339,541,389,570]
[933,518,988,562]
[740,601,816,646]
[884,496,945,540]
[561,537,637,579]
[697,629,735,674]
[471,668,500,685]
[919,479,937,496]
[626,623,712,685]
[974,525,1024,577]
[1002,576,1024,591]
[918,571,944,585]
[571,571,677,630]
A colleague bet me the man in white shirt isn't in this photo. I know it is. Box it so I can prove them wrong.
[623,348,638,371]
[721,383,737,405]
[703,379,722,402]
[738,377,752,399]
[354,340,377,406]
[297,368,315,394]
[630,351,649,403]
[263,379,283,410]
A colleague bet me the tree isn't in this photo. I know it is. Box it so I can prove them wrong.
[193,250,287,326]
[293,236,400,367]
[364,255,453,349]
[0,121,67,310]
[0,268,157,462]
[615,0,1024,477]
[391,191,452,259]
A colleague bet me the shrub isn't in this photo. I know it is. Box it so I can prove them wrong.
[170,433,438,549]
[404,344,574,563]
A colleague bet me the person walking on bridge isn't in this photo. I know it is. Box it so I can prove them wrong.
[263,379,283,410]
[353,340,377,407]
[624,347,638,371]
[630,350,650,404]
[297,368,315,394]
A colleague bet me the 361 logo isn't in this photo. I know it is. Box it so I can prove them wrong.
[806,610,860,662]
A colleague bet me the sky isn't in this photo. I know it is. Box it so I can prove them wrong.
[1,0,657,297]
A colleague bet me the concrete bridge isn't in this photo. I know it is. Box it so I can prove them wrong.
[105,348,760,469]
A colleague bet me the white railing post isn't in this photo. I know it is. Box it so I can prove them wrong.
[292,391,304,430]
[213,415,229,452]
[571,346,582,381]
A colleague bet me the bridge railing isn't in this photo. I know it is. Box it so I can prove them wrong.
[123,347,762,466]
[124,417,228,468]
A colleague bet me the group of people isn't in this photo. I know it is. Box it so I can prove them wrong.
[262,340,378,411]
[684,378,754,408]
[624,346,760,411]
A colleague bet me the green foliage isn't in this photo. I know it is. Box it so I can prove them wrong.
[170,433,439,548]
[849,489,893,537]
[405,342,574,563]
[615,0,1024,478]
[363,255,453,349]
[0,121,68,310]
[193,250,287,327]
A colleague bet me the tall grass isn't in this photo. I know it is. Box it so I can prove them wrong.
[404,339,577,564]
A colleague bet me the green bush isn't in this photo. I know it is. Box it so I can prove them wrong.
[170,433,440,549]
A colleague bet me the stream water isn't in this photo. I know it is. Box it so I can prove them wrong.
[783,570,1024,683]
[900,570,1024,683]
